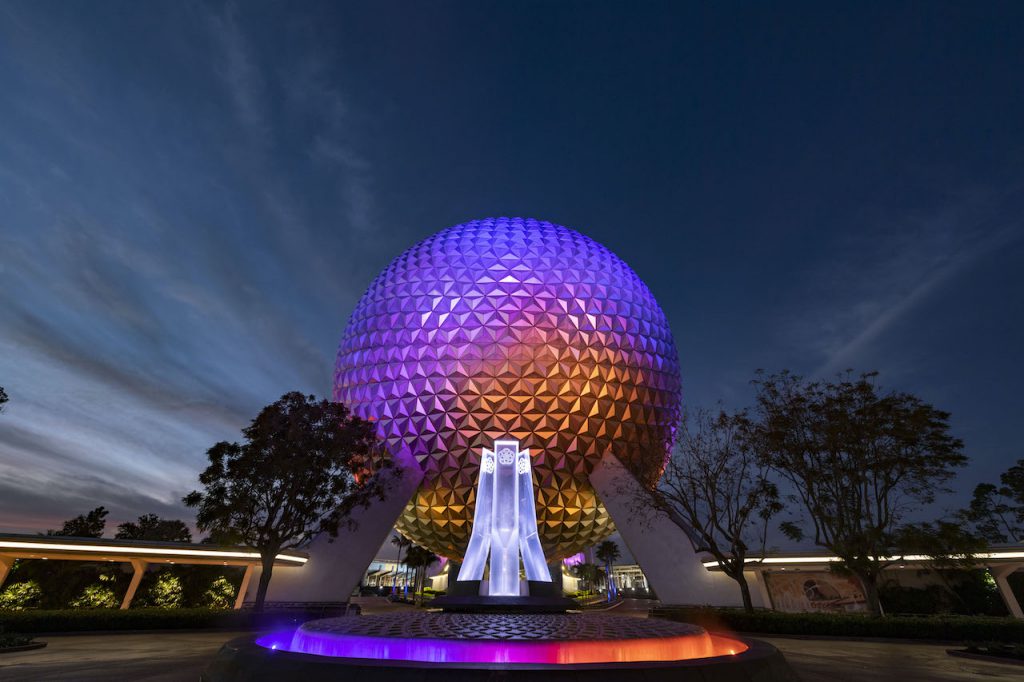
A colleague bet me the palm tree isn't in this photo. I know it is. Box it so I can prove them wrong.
[571,562,601,596]
[391,534,412,595]
[404,545,439,606]
[595,540,621,601]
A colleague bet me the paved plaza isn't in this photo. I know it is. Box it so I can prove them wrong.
[1,600,1020,681]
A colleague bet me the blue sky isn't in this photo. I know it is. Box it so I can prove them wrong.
[1,1,1022,541]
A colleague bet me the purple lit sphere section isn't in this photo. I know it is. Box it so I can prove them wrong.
[334,217,681,560]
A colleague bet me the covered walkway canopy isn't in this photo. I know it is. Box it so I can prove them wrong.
[701,548,1024,618]
[0,533,307,609]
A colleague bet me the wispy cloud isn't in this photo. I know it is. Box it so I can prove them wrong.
[0,3,378,532]
[783,188,1023,378]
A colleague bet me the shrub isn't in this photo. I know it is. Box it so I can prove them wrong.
[651,606,1024,643]
[136,571,184,609]
[964,641,1024,660]
[202,577,236,609]
[0,629,34,648]
[69,575,119,609]
[0,581,42,611]
[879,583,946,615]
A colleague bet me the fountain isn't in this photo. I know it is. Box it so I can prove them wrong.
[202,440,795,681]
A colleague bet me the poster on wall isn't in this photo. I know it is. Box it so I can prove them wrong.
[764,571,867,613]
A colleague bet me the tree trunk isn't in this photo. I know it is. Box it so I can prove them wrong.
[414,566,423,606]
[254,553,276,613]
[737,573,754,613]
[857,571,883,617]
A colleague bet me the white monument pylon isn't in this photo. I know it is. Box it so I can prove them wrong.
[457,439,551,595]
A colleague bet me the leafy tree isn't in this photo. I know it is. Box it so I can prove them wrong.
[753,371,967,617]
[391,534,412,594]
[595,540,621,601]
[200,528,246,545]
[404,545,438,605]
[0,385,8,413]
[184,392,394,611]
[115,514,192,543]
[48,506,109,538]
[652,408,781,612]
[961,459,1024,543]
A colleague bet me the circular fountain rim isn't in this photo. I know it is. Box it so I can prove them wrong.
[204,632,793,681]
[251,613,749,669]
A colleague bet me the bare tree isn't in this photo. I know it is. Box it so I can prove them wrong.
[653,408,780,612]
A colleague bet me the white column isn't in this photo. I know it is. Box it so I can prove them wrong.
[120,559,148,610]
[234,564,255,610]
[991,563,1024,619]
[750,566,773,609]
[258,449,425,603]
[0,555,15,590]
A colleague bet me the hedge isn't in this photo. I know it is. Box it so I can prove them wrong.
[651,606,1024,643]
[0,608,338,634]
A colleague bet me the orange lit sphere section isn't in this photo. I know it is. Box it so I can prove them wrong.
[334,218,681,560]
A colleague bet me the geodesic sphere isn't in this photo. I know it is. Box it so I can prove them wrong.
[334,218,681,561]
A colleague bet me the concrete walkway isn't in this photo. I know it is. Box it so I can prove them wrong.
[761,635,1021,681]
[2,600,1022,682]
[0,630,248,681]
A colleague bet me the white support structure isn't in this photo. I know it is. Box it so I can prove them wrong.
[991,563,1024,619]
[0,554,14,590]
[253,449,425,604]
[121,559,148,610]
[589,452,750,607]
[750,566,773,609]
[235,564,255,610]
[458,440,550,595]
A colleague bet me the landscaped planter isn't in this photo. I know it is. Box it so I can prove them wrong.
[0,641,47,654]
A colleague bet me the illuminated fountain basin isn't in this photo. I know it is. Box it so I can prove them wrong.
[271,613,741,664]
[203,613,797,681]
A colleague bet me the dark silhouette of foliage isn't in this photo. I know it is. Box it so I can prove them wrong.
[753,370,967,617]
[403,545,438,605]
[0,385,8,413]
[595,540,621,601]
[48,507,109,538]
[115,514,192,543]
[895,520,988,611]
[652,408,781,612]
[184,392,394,611]
[570,562,601,593]
[390,534,412,593]
[961,459,1024,543]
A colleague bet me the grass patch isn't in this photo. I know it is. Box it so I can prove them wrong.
[651,606,1024,643]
